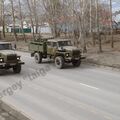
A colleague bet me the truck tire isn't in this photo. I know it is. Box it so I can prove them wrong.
[13,64,21,73]
[34,52,42,63]
[55,56,64,69]
[72,59,81,67]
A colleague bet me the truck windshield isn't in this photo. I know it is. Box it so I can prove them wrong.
[0,44,12,50]
[58,41,72,47]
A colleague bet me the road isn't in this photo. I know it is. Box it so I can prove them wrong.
[0,51,120,120]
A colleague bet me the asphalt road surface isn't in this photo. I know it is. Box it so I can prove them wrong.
[0,51,120,120]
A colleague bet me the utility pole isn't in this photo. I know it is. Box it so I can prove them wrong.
[110,0,114,48]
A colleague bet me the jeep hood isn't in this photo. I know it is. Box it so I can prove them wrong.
[0,50,16,56]
[60,46,80,51]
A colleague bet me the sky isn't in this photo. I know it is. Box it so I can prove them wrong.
[112,0,120,22]
[112,1,120,12]
[102,0,120,22]
[101,0,120,12]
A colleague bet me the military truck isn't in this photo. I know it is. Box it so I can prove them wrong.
[0,42,24,73]
[29,38,82,69]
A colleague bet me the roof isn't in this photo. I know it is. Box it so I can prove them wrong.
[47,39,71,42]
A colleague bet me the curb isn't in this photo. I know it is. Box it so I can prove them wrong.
[0,100,31,120]
[85,58,120,71]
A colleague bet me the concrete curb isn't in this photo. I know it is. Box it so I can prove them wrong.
[85,58,120,71]
[0,100,31,120]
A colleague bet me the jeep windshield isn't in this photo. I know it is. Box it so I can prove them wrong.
[0,44,12,50]
[58,41,72,47]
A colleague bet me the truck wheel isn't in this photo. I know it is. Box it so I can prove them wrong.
[55,56,64,69]
[72,59,81,67]
[34,52,42,63]
[13,65,21,73]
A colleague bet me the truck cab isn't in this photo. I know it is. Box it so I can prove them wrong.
[0,42,24,73]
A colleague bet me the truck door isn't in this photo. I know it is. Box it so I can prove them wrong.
[47,42,57,55]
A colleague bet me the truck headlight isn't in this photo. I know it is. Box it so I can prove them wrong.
[17,56,20,60]
[0,58,4,62]
[65,53,69,57]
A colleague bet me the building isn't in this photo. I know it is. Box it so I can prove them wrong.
[31,23,52,34]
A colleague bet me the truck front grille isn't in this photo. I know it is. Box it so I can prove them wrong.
[7,55,17,61]
[72,50,80,57]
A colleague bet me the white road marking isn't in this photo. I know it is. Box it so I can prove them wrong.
[104,116,112,120]
[79,83,99,90]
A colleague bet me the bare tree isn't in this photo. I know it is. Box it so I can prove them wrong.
[32,0,39,34]
[96,0,102,52]
[26,0,35,40]
[9,0,18,42]
[1,0,6,38]
[42,0,62,37]
[110,0,114,48]
[18,0,27,42]
[75,0,88,52]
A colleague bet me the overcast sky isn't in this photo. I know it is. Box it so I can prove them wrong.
[101,0,120,21]
[112,1,120,12]
[112,0,120,21]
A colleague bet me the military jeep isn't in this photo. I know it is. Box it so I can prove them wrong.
[29,39,82,69]
[0,42,24,73]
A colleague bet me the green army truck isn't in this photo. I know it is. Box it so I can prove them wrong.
[0,42,24,73]
[29,38,83,69]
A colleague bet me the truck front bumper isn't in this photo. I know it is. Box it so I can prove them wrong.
[65,57,80,62]
[0,61,25,69]
[0,63,6,68]
[65,55,86,62]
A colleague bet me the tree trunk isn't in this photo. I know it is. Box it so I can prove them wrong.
[19,0,26,42]
[1,0,5,38]
[10,0,18,42]
[26,0,35,40]
[18,0,27,42]
[110,0,114,48]
[33,0,39,34]
[96,0,102,52]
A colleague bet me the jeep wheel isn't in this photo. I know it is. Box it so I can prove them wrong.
[34,52,42,63]
[72,59,81,67]
[55,56,64,69]
[13,65,21,73]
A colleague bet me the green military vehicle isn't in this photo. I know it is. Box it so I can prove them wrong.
[29,38,82,69]
[0,42,24,73]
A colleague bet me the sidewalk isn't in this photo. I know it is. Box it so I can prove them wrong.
[86,51,120,69]
[0,100,30,120]
[0,108,16,120]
